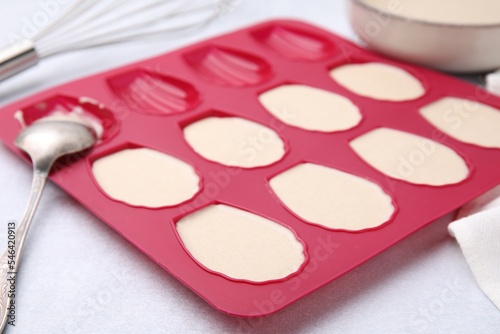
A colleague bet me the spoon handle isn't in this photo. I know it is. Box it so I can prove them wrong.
[0,169,48,331]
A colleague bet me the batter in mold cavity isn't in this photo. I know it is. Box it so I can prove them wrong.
[14,101,104,140]
[176,204,305,282]
[269,162,395,231]
[92,148,200,208]
[350,128,470,186]
[330,62,425,101]
[183,116,285,168]
[420,97,500,149]
[258,84,362,132]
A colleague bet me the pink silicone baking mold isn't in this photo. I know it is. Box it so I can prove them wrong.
[1,19,500,317]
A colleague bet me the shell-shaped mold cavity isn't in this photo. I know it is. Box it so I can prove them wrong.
[184,46,272,86]
[259,84,362,132]
[350,128,470,186]
[183,114,286,168]
[107,69,200,115]
[269,163,395,231]
[176,204,306,282]
[17,95,118,142]
[330,62,425,102]
[252,24,336,61]
[92,147,200,208]
[420,97,500,149]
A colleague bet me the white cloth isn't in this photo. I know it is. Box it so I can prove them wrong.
[1,1,500,333]
[486,69,500,96]
[450,191,500,310]
[449,70,500,310]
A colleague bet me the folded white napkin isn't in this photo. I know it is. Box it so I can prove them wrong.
[449,187,500,311]
[448,76,500,311]
[486,69,500,96]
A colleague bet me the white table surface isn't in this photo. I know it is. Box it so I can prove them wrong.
[0,1,499,333]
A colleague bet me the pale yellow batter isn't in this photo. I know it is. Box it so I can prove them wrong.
[363,0,500,25]
[92,148,200,208]
[420,97,500,149]
[258,84,362,132]
[330,63,425,101]
[350,128,469,186]
[183,116,285,168]
[176,204,305,282]
[269,163,395,230]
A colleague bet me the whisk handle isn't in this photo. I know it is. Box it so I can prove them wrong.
[0,40,39,81]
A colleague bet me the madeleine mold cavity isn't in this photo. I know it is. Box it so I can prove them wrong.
[259,84,362,132]
[350,128,470,186]
[330,62,425,101]
[184,46,272,86]
[252,24,335,61]
[270,163,395,231]
[107,69,200,115]
[420,97,500,149]
[183,115,286,168]
[176,204,306,282]
[92,147,200,208]
[16,95,118,142]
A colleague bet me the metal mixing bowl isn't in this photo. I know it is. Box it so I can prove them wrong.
[348,0,500,73]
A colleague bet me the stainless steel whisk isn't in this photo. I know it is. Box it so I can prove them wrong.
[0,0,225,81]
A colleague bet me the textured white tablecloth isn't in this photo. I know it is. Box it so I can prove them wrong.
[0,1,499,333]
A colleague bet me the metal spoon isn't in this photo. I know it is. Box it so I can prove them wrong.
[0,119,97,331]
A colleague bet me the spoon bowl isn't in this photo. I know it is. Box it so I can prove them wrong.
[14,120,96,171]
